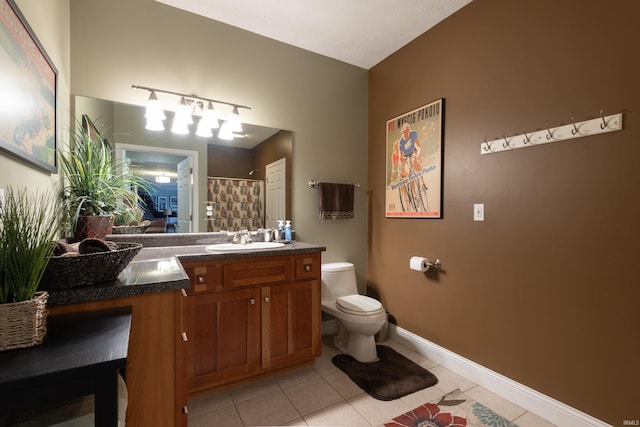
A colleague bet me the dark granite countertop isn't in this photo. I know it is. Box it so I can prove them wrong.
[46,257,191,306]
[135,241,326,263]
[46,239,325,306]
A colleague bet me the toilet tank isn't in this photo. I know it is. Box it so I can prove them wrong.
[321,262,358,303]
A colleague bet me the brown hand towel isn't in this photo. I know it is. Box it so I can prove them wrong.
[51,241,76,256]
[318,182,355,221]
[78,238,113,254]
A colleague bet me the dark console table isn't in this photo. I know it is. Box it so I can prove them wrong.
[0,310,131,426]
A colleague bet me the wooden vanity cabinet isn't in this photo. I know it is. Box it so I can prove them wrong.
[180,252,321,394]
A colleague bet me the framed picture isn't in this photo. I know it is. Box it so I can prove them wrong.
[169,196,178,207]
[82,115,111,150]
[385,98,444,218]
[0,0,58,173]
[157,196,168,212]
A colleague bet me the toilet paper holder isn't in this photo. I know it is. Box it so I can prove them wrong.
[427,259,442,270]
[410,256,442,272]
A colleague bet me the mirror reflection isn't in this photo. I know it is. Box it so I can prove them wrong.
[73,96,292,234]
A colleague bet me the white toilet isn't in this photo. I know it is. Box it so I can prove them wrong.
[321,262,387,363]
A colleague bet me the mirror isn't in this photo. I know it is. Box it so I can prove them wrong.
[73,95,292,233]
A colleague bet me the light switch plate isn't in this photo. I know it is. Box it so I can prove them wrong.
[474,203,484,221]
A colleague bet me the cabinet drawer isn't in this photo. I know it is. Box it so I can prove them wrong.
[295,254,321,280]
[223,258,294,288]
[182,261,223,293]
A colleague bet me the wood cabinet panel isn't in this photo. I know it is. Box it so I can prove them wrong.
[223,257,294,288]
[182,252,322,396]
[184,287,260,392]
[261,280,321,369]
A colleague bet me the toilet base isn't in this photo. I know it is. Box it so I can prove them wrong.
[334,330,378,363]
[346,333,378,363]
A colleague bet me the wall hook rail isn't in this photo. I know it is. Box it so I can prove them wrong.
[480,111,623,156]
[483,137,491,152]
[545,123,553,140]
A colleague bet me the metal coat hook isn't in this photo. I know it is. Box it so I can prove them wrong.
[483,137,491,152]
[571,117,579,135]
[502,133,510,148]
[545,123,553,140]
[481,110,623,156]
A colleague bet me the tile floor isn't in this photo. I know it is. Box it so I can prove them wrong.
[188,336,557,426]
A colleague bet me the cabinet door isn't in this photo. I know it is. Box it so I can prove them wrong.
[261,280,321,369]
[184,288,260,392]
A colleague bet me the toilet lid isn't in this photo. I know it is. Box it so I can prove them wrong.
[336,295,383,315]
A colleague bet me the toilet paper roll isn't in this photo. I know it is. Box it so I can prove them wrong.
[410,256,430,272]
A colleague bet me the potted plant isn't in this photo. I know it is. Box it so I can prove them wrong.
[59,120,150,241]
[0,187,60,351]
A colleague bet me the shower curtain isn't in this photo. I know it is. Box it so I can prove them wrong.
[206,177,264,232]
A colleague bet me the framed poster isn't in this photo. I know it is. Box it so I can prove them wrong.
[82,115,111,150]
[0,0,58,173]
[169,196,178,207]
[157,196,168,212]
[385,99,443,218]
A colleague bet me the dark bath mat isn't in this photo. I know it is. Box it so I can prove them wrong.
[332,345,438,401]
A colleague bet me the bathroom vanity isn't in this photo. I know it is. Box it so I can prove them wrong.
[45,237,324,427]
[180,250,322,393]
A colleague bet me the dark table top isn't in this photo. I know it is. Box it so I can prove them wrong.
[0,310,131,388]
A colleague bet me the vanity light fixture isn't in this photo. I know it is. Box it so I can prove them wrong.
[144,91,166,131]
[132,85,250,140]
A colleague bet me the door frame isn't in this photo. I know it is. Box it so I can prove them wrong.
[116,143,200,232]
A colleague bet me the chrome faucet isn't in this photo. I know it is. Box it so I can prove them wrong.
[232,230,252,244]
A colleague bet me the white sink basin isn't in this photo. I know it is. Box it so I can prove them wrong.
[205,242,286,252]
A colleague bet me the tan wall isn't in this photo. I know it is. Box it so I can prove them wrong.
[69,0,369,286]
[0,0,71,199]
[368,0,640,424]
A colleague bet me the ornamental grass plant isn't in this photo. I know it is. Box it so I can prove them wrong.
[0,187,60,303]
[59,120,150,235]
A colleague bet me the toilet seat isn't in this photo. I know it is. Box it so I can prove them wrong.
[336,295,384,316]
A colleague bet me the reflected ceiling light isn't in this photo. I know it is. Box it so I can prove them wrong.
[155,175,171,183]
[132,85,250,139]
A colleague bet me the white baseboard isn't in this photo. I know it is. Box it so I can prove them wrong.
[389,324,610,427]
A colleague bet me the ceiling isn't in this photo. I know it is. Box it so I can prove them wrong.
[155,0,473,70]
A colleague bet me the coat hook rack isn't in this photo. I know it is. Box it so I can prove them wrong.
[480,111,623,155]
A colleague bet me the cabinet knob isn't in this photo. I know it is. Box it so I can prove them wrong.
[182,406,188,414]
[264,296,270,303]
[250,298,256,305]
[181,289,187,297]
[305,264,312,272]
[197,276,205,284]
[181,332,188,342]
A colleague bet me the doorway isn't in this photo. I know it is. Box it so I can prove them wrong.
[116,144,199,232]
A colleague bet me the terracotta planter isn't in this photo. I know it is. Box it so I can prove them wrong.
[74,215,114,241]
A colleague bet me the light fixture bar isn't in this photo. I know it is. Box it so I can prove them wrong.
[132,85,251,112]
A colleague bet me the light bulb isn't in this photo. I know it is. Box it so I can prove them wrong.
[196,116,213,137]
[218,121,234,140]
[228,106,242,132]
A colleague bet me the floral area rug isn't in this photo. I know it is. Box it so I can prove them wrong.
[383,389,519,427]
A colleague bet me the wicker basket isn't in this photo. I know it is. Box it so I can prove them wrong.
[0,291,48,351]
[39,242,143,290]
